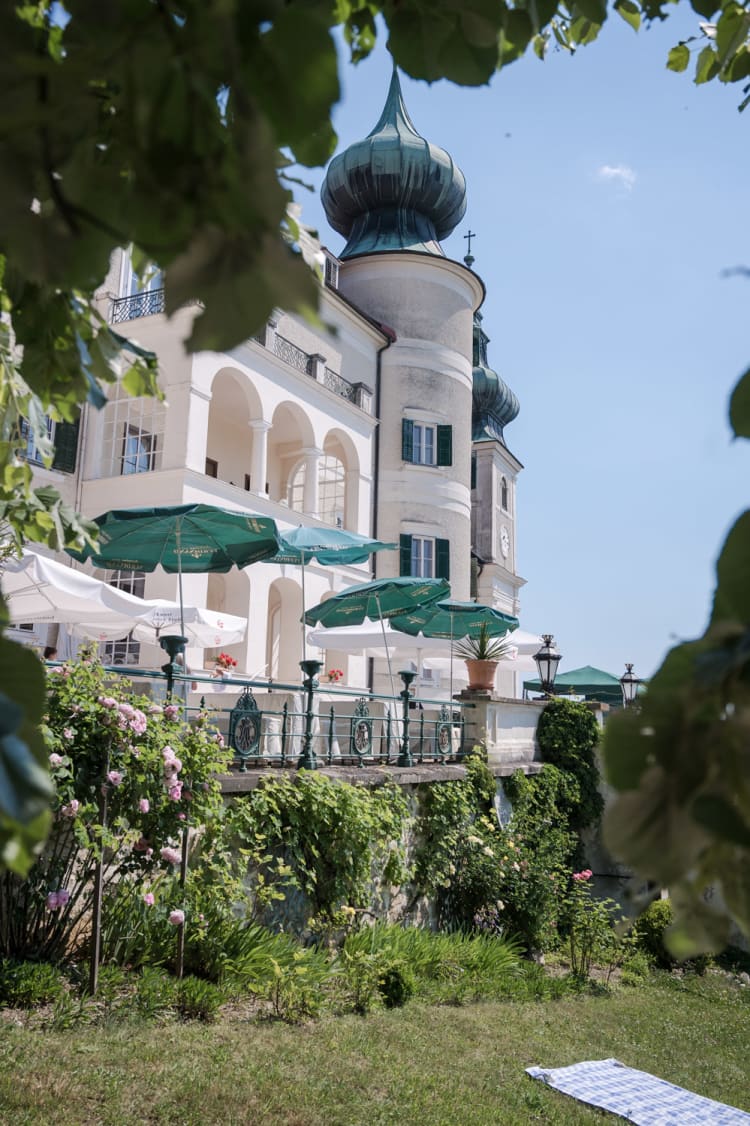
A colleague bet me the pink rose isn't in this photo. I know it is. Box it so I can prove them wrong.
[168,782,183,802]
[62,728,74,741]
[46,891,60,910]
[107,770,123,786]
[139,798,150,813]
[49,753,63,767]
[177,812,186,821]
[98,695,118,709]
[160,846,181,865]
[61,799,79,818]
[168,909,185,926]
[148,705,163,716]
[143,892,155,907]
[164,704,179,721]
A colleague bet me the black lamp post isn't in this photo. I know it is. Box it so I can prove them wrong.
[620,663,641,708]
[533,634,562,696]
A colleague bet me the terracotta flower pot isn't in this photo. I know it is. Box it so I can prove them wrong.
[465,659,498,692]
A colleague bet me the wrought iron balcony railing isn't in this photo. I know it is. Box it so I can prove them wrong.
[110,288,166,324]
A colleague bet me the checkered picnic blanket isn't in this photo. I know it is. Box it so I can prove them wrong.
[526,1058,750,1124]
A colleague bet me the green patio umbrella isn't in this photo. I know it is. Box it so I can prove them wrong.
[69,504,280,637]
[523,664,624,706]
[304,576,450,698]
[390,600,519,701]
[268,526,397,660]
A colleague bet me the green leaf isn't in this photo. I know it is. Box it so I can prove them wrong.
[691,793,750,846]
[715,3,750,67]
[729,366,750,437]
[724,44,750,80]
[386,0,504,85]
[667,43,691,72]
[614,0,642,32]
[690,0,719,18]
[710,510,750,624]
[574,0,608,24]
[695,43,721,82]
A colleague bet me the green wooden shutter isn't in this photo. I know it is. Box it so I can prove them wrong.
[51,418,80,474]
[436,538,450,581]
[400,534,413,576]
[437,425,452,466]
[401,419,414,463]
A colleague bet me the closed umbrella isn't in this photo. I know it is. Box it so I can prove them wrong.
[69,504,280,637]
[267,525,396,660]
[390,600,519,701]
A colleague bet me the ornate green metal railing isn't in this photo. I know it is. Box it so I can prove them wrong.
[88,659,469,773]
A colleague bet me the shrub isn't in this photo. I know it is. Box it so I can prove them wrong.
[563,871,629,983]
[0,654,231,965]
[0,960,64,1008]
[536,699,603,833]
[227,773,410,928]
[620,949,652,987]
[378,960,414,1008]
[633,899,675,968]
[176,976,224,1022]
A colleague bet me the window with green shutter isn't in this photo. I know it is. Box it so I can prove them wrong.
[437,425,452,466]
[436,538,450,580]
[51,419,80,474]
[400,534,412,576]
[401,419,414,462]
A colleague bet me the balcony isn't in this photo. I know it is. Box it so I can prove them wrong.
[110,288,166,324]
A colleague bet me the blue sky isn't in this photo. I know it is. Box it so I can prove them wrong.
[297,12,750,681]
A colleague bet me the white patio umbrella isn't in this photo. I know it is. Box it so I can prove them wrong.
[3,550,247,649]
[2,551,163,634]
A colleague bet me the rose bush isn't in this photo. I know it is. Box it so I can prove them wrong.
[0,654,231,962]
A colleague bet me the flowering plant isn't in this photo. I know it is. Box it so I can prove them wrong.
[0,652,230,964]
[326,668,344,683]
[215,652,237,670]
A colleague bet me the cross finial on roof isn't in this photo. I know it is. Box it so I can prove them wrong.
[464,229,476,268]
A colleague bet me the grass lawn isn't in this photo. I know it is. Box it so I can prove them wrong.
[1,972,748,1125]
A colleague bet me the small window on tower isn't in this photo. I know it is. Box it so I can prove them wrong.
[501,477,509,511]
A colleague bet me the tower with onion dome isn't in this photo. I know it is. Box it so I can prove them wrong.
[321,67,483,600]
[470,312,526,621]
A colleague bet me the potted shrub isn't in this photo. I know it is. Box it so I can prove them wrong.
[453,625,513,692]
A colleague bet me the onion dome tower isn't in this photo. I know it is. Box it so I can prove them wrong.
[322,68,467,258]
[321,68,483,603]
[471,312,520,445]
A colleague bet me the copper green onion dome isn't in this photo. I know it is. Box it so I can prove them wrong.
[472,312,520,443]
[321,67,467,259]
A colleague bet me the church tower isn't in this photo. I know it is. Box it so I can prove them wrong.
[321,69,483,600]
[471,311,525,619]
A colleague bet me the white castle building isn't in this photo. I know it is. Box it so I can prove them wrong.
[13,71,526,698]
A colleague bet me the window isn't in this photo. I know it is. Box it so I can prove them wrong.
[402,420,452,466]
[102,570,145,666]
[205,457,218,478]
[288,461,305,514]
[98,380,165,479]
[323,252,340,289]
[319,455,345,527]
[400,534,450,580]
[244,473,252,491]
[501,477,509,511]
[121,424,157,475]
[19,416,54,466]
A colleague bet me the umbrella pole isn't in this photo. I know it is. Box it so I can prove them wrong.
[175,521,185,638]
[301,557,307,663]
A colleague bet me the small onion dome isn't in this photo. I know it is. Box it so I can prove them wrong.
[321,67,467,259]
[472,313,520,443]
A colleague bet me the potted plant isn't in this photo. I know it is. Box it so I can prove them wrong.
[213,652,237,679]
[326,667,344,684]
[453,625,513,693]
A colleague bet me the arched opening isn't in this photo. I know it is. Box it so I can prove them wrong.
[206,369,263,492]
[267,402,314,510]
[500,476,509,511]
[266,577,303,683]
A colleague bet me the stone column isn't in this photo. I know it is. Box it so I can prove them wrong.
[248,420,271,497]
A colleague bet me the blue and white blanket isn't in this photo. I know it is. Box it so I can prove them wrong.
[526,1058,750,1124]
